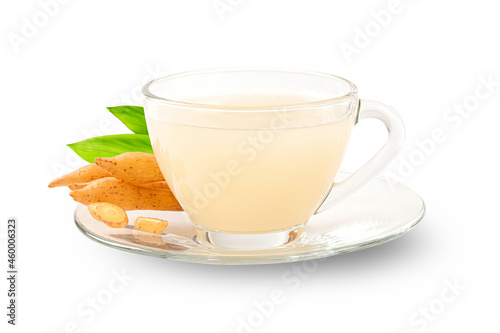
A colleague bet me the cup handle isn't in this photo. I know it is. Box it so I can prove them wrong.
[315,100,405,213]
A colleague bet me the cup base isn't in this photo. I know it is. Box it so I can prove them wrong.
[194,224,304,250]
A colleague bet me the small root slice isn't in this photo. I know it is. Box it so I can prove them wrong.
[134,217,168,234]
[88,202,129,228]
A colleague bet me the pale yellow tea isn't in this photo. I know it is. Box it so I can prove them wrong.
[146,92,355,233]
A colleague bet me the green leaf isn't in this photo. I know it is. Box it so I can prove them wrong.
[67,134,153,163]
[106,106,148,134]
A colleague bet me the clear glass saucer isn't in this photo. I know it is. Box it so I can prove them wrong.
[74,172,425,265]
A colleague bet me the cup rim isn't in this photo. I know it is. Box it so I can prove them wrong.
[142,68,358,112]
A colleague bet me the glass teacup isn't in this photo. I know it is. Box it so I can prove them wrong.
[143,69,404,249]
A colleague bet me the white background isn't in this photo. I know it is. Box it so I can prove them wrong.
[1,0,499,332]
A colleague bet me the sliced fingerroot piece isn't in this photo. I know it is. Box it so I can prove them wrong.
[88,202,129,228]
[134,217,168,234]
[48,163,111,188]
[94,152,164,185]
